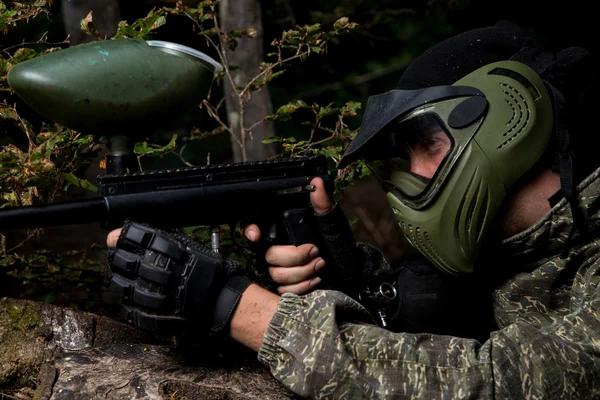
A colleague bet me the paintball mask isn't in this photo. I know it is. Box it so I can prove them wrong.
[339,61,553,274]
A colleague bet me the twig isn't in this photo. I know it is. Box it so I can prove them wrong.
[247,118,264,133]
[0,391,22,400]
[239,51,308,98]
[172,143,194,167]
[210,11,240,97]
[5,228,42,253]
[209,9,249,160]
[202,99,241,148]
[15,108,33,153]
[1,32,70,57]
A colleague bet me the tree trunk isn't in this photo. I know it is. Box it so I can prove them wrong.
[0,298,296,399]
[61,0,121,45]
[219,0,277,162]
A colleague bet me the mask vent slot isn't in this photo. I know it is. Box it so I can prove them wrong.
[497,82,531,150]
[398,221,449,272]
[488,67,540,99]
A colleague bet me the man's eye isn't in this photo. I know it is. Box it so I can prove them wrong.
[421,138,441,151]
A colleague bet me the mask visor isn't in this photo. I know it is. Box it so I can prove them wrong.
[368,112,453,200]
[368,96,485,209]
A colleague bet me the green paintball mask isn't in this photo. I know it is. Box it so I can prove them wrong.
[338,61,554,274]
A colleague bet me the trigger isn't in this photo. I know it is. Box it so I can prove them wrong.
[263,221,278,245]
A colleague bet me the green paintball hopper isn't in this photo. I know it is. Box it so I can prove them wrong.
[7,38,222,136]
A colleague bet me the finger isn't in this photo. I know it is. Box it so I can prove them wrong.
[277,276,322,295]
[108,274,166,309]
[310,177,333,215]
[268,257,325,285]
[265,242,319,267]
[243,224,262,242]
[109,248,172,285]
[107,228,122,248]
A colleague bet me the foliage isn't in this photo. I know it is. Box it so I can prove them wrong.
[0,246,114,314]
[157,1,357,165]
[0,1,99,214]
[0,104,100,208]
[265,100,366,194]
[0,0,365,297]
[0,0,51,33]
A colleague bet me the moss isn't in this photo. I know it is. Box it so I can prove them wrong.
[5,302,41,330]
[0,301,42,390]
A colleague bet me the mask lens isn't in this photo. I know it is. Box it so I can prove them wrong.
[368,113,454,199]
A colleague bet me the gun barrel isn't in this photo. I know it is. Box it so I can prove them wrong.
[0,198,107,231]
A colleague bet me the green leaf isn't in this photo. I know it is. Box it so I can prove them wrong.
[113,8,167,39]
[79,179,98,192]
[340,101,362,117]
[333,17,358,33]
[306,23,321,34]
[72,135,94,145]
[61,173,98,192]
[0,105,18,120]
[334,17,350,30]
[134,134,178,157]
[317,104,337,119]
[262,136,283,144]
[266,100,309,122]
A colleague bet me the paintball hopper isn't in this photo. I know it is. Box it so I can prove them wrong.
[7,38,222,136]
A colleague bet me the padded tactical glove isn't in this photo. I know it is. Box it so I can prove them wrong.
[108,221,251,335]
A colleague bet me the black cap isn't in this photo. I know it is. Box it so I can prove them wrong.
[397,21,533,89]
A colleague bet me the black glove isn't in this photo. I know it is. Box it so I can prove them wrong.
[313,203,364,298]
[108,221,251,335]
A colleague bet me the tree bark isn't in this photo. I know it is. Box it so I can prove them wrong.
[0,298,296,399]
[219,0,277,162]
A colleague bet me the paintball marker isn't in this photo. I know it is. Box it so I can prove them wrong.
[0,38,333,252]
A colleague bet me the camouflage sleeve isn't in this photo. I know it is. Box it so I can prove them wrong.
[258,290,494,399]
[257,246,600,399]
[258,288,600,399]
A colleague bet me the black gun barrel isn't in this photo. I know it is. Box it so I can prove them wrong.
[0,155,331,232]
[0,198,108,230]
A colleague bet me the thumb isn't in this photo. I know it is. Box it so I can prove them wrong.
[310,177,332,215]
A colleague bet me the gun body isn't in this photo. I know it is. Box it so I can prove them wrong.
[2,39,333,248]
[0,155,332,247]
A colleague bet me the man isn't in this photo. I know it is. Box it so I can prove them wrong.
[107,21,600,398]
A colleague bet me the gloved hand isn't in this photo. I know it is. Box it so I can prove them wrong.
[107,220,251,335]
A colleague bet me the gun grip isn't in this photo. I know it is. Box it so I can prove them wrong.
[282,208,319,246]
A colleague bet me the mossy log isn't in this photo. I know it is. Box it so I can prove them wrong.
[0,298,296,399]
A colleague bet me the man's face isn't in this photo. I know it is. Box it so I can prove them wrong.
[403,127,451,180]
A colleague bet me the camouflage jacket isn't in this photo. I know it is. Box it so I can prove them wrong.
[257,167,600,399]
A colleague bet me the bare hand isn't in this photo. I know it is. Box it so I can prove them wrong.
[244,177,332,295]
